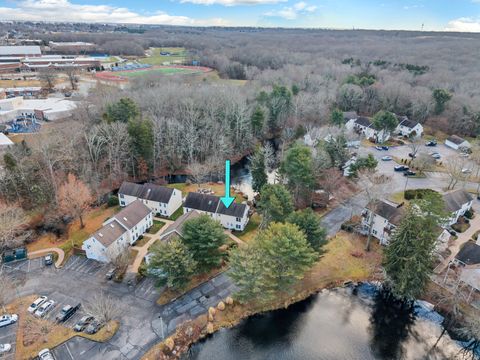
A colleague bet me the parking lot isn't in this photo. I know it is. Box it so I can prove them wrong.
[0,321,16,360]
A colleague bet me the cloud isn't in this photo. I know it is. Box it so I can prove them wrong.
[445,17,480,32]
[0,0,228,26]
[264,1,316,20]
[180,0,286,5]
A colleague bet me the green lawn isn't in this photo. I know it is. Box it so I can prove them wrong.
[117,67,197,78]
[236,213,261,243]
[138,47,187,65]
[170,206,184,221]
[148,220,166,234]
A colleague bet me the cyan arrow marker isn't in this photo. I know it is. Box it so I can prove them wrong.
[220,159,235,208]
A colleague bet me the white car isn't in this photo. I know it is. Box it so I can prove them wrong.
[28,296,48,314]
[35,300,55,318]
[0,344,12,353]
[39,348,55,360]
[462,168,472,174]
[0,314,18,328]
[381,156,392,161]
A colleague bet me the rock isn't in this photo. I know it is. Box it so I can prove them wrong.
[225,296,234,305]
[165,338,175,351]
[207,322,214,334]
[208,307,216,316]
[217,301,225,311]
[208,313,214,322]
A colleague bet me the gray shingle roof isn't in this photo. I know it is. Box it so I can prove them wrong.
[119,181,174,204]
[161,210,201,241]
[113,200,151,230]
[92,219,127,247]
[443,189,473,213]
[355,117,372,128]
[217,202,247,218]
[367,200,405,226]
[446,135,466,145]
[456,241,480,265]
[343,111,358,121]
[184,192,220,213]
[398,118,419,129]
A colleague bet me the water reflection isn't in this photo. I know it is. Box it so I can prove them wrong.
[183,285,463,360]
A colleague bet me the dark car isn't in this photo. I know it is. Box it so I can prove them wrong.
[56,303,80,322]
[394,165,409,172]
[381,146,389,151]
[408,153,417,158]
[84,320,102,334]
[404,170,416,177]
[105,268,116,280]
[44,254,53,266]
[74,315,94,332]
[426,140,437,146]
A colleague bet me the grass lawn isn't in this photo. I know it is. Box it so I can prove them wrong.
[170,206,184,221]
[129,249,139,265]
[167,182,247,203]
[147,220,166,234]
[236,213,261,243]
[134,235,152,247]
[157,266,227,306]
[7,295,119,360]
[117,67,198,78]
[138,47,187,65]
[389,191,406,204]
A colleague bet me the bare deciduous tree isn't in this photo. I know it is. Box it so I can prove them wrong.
[58,173,92,228]
[107,244,130,273]
[84,292,121,327]
[64,66,79,90]
[37,68,58,92]
[0,202,29,251]
[445,156,469,190]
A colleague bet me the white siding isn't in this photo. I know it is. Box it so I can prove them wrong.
[445,140,459,150]
[82,237,109,263]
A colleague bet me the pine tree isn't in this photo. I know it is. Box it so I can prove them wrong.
[330,108,344,127]
[182,215,227,272]
[257,184,294,226]
[251,106,265,137]
[249,146,268,193]
[148,238,197,290]
[286,208,327,253]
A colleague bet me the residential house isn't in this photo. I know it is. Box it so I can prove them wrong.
[159,210,201,242]
[343,111,358,123]
[455,241,480,266]
[443,189,473,226]
[183,192,250,231]
[362,200,406,245]
[345,116,390,143]
[82,200,152,262]
[362,199,450,248]
[118,181,182,218]
[445,135,471,151]
[395,116,424,138]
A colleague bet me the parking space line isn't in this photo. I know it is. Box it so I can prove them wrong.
[65,342,75,360]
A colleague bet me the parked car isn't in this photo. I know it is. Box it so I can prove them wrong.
[462,168,472,174]
[38,348,55,360]
[375,146,383,151]
[426,140,437,146]
[0,344,12,353]
[381,146,389,151]
[74,315,94,332]
[44,253,53,266]
[84,320,102,334]
[431,153,441,159]
[408,153,417,158]
[35,300,55,318]
[404,170,417,177]
[28,296,48,314]
[105,268,116,280]
[460,153,470,158]
[56,303,81,322]
[394,165,409,172]
[0,314,18,328]
[381,156,393,161]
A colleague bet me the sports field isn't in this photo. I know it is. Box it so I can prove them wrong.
[139,47,187,65]
[96,65,213,82]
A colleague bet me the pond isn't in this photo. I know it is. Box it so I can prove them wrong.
[183,284,465,360]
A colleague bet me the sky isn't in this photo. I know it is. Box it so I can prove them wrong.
[0,0,480,32]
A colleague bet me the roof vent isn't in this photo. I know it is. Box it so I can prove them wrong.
[123,217,128,221]
[99,233,103,237]
[110,224,115,228]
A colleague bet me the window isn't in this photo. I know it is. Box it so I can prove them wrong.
[236,217,241,222]
[164,203,166,208]
[119,194,124,198]
[87,245,91,249]
[120,201,125,206]
[236,225,241,229]
[373,230,377,235]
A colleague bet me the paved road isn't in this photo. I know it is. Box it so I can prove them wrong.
[2,256,234,360]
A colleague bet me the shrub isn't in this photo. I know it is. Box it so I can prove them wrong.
[465,209,474,219]
[404,188,439,200]
[107,195,119,207]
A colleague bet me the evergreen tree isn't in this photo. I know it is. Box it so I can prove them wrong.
[372,111,398,143]
[432,88,452,115]
[330,108,344,127]
[267,85,292,135]
[229,222,317,303]
[323,134,350,168]
[148,238,197,290]
[104,97,140,123]
[249,146,268,193]
[286,208,327,253]
[250,106,265,137]
[383,193,447,300]
[348,154,378,177]
[182,215,227,272]
[127,118,154,166]
[279,144,315,205]
[257,184,294,226]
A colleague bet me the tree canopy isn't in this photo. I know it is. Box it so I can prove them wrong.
[286,208,327,253]
[372,111,398,143]
[249,145,268,193]
[257,184,294,226]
